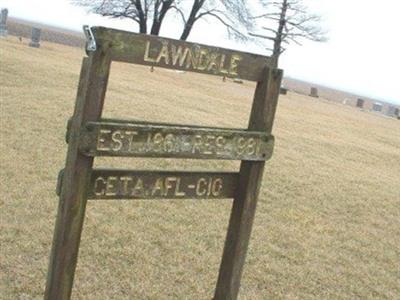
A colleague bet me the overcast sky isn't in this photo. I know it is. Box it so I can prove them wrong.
[1,0,399,105]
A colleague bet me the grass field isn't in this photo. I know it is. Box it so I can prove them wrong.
[1,36,399,299]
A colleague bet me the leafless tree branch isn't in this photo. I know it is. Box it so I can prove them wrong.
[73,0,254,41]
[251,0,327,67]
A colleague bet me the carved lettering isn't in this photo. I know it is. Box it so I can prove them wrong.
[175,177,186,197]
[97,129,111,151]
[156,42,170,64]
[94,177,106,196]
[219,54,229,75]
[229,54,242,76]
[152,178,164,196]
[196,178,207,196]
[152,132,164,152]
[207,177,213,196]
[126,130,138,151]
[120,176,132,195]
[142,40,243,76]
[164,133,175,153]
[105,176,118,196]
[203,135,215,155]
[132,178,144,196]
[171,44,188,66]
[144,40,157,63]
[192,135,203,154]
[197,49,209,71]
[236,137,246,155]
[247,138,257,155]
[88,123,269,160]
[212,178,223,196]
[111,131,123,151]
[89,173,232,199]
[186,48,198,69]
[215,136,226,154]
[207,53,219,72]
[164,177,175,196]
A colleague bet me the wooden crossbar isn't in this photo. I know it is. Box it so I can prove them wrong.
[91,27,273,81]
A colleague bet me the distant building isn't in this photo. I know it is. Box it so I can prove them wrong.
[356,98,364,108]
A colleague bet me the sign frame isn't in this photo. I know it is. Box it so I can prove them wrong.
[45,26,282,300]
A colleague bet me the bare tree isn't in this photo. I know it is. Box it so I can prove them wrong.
[250,0,327,67]
[151,0,175,35]
[175,0,253,41]
[72,0,253,41]
[72,0,174,35]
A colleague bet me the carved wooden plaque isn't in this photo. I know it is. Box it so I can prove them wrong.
[92,27,273,81]
[88,169,238,200]
[79,121,274,161]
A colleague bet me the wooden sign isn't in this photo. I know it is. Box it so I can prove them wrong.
[45,26,282,300]
[56,169,237,200]
[92,27,273,81]
[79,121,274,161]
[88,169,237,200]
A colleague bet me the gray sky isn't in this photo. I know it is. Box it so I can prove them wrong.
[1,0,399,104]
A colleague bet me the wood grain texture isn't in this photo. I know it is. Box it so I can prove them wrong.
[92,26,273,81]
[44,47,112,300]
[214,67,283,300]
[79,121,274,161]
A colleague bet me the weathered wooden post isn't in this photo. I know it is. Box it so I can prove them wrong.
[214,67,282,300]
[45,26,282,299]
[45,27,112,299]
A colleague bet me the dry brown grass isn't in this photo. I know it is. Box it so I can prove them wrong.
[1,36,399,299]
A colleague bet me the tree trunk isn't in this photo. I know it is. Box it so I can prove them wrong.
[272,0,288,67]
[150,20,161,35]
[180,0,204,40]
[180,23,193,41]
[139,21,147,34]
[136,0,147,34]
[150,0,173,35]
